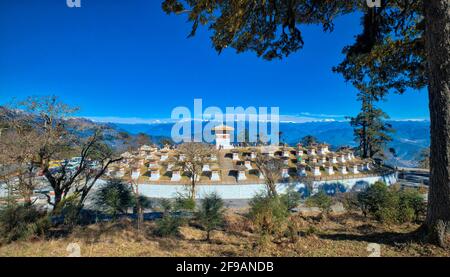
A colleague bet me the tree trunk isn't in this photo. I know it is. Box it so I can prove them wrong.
[362,122,368,158]
[133,183,142,231]
[423,0,450,247]
[191,177,196,200]
[266,181,278,198]
[53,188,62,209]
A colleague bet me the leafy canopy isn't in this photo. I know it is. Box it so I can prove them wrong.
[162,1,426,94]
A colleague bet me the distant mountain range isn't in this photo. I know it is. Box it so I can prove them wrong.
[1,105,429,168]
[109,120,430,168]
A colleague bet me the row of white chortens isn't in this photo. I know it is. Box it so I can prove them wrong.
[106,125,376,183]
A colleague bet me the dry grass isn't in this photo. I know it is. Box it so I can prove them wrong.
[0,211,448,257]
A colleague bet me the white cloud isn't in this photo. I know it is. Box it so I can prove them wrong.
[390,118,430,122]
[84,116,176,124]
[84,114,429,125]
[299,112,347,118]
[84,113,345,125]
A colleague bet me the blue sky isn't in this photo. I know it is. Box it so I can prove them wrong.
[0,0,430,123]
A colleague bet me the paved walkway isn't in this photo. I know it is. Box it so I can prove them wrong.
[218,149,238,184]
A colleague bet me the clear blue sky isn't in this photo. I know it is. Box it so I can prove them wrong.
[0,0,429,122]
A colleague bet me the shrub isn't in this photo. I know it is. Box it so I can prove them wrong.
[136,195,153,210]
[377,206,399,223]
[94,179,134,220]
[153,199,182,237]
[305,191,333,220]
[357,181,395,220]
[0,204,50,243]
[53,194,82,227]
[248,193,289,241]
[195,192,225,241]
[286,216,303,243]
[280,187,301,211]
[132,195,153,216]
[357,182,426,224]
[398,189,426,223]
[337,192,360,212]
[174,193,196,211]
[158,198,173,212]
[154,214,182,237]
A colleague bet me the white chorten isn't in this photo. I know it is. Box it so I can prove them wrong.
[171,168,181,182]
[213,124,234,150]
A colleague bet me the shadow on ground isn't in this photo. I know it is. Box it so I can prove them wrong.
[318,229,424,248]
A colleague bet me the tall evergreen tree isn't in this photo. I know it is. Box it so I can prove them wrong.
[161,0,450,246]
[350,85,393,159]
[334,1,449,246]
[300,135,318,146]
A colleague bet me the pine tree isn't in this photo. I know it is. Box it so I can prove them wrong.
[162,0,450,247]
[350,86,393,159]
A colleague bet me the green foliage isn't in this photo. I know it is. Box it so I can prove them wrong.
[0,204,50,243]
[161,1,426,92]
[333,4,423,161]
[350,87,394,159]
[161,0,445,246]
[154,214,182,237]
[300,135,318,146]
[153,199,183,237]
[53,194,82,227]
[306,191,333,219]
[159,138,174,147]
[248,194,289,239]
[87,140,114,161]
[162,1,355,60]
[377,206,400,223]
[174,192,196,211]
[280,187,301,211]
[357,181,426,223]
[338,192,360,212]
[195,192,225,241]
[94,180,133,220]
[158,199,173,213]
[357,181,397,222]
[398,189,427,222]
[136,195,153,210]
[334,2,426,96]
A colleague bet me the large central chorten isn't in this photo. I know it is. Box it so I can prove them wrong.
[212,124,234,149]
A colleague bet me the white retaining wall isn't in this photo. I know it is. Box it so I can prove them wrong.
[138,173,397,199]
[0,173,397,202]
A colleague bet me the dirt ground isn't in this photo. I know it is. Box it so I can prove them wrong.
[0,210,448,257]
